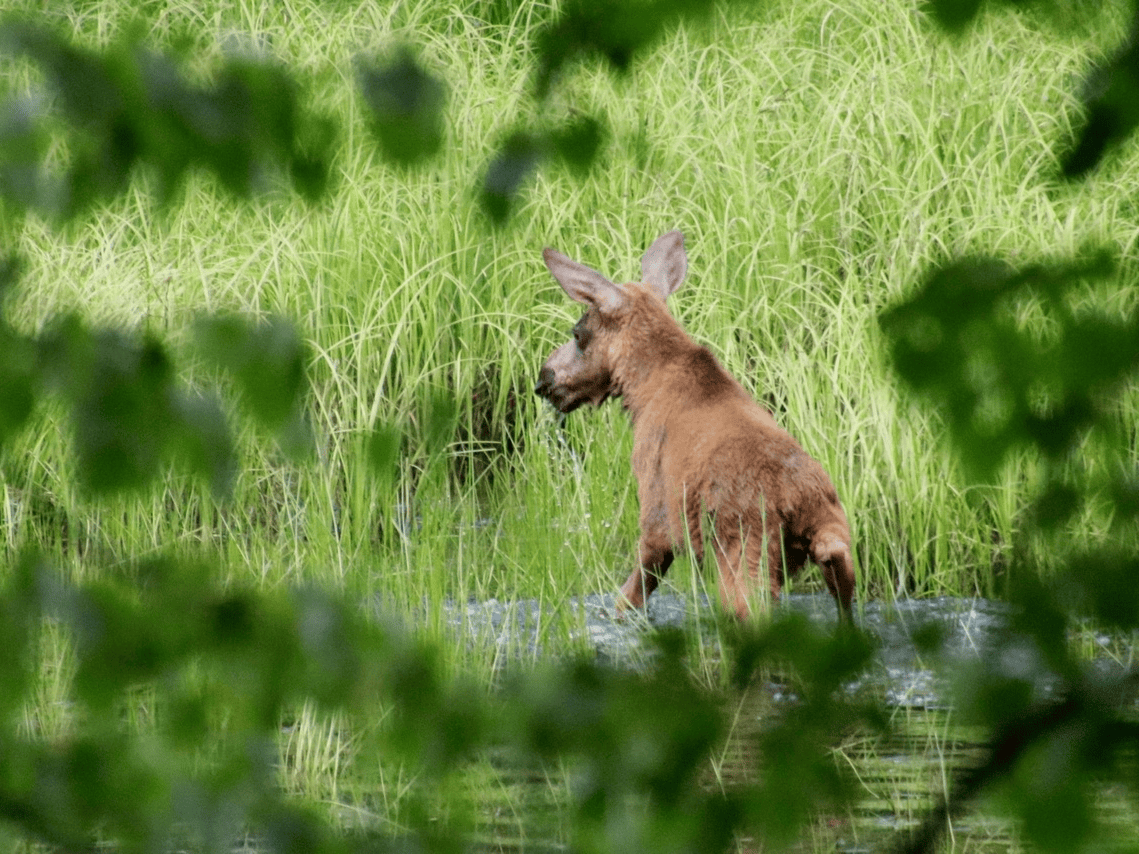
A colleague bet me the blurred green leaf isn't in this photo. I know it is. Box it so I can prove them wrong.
[923,0,986,34]
[0,18,333,217]
[0,96,55,211]
[38,320,173,493]
[193,314,311,455]
[480,131,544,225]
[31,317,240,495]
[552,113,606,174]
[879,250,1133,481]
[0,553,41,721]
[357,48,447,168]
[366,419,402,485]
[0,334,35,446]
[1053,548,1139,631]
[421,388,458,455]
[1063,10,1139,177]
[0,257,33,444]
[170,390,237,496]
[535,0,677,98]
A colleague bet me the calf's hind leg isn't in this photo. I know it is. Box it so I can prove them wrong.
[811,534,855,617]
[712,534,754,620]
[712,515,785,620]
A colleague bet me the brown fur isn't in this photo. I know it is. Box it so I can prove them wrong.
[534,230,855,619]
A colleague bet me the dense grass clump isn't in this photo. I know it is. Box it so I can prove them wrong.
[1,0,1137,642]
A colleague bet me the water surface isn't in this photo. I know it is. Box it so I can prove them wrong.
[441,592,1135,852]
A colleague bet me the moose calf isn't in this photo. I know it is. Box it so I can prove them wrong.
[534,230,855,619]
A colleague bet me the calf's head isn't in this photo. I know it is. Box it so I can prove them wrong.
[535,230,688,413]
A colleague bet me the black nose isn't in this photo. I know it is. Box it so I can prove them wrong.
[535,366,554,397]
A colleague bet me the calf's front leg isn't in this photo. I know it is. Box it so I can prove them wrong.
[617,535,674,611]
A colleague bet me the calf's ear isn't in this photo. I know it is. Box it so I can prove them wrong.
[640,230,687,299]
[543,247,625,313]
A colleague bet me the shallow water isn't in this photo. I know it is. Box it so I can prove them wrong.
[441,592,1135,852]
[444,591,1011,709]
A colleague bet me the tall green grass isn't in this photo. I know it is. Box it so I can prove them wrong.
[3,0,1138,675]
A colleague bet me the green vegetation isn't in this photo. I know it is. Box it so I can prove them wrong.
[0,0,1137,851]
[7,0,1136,608]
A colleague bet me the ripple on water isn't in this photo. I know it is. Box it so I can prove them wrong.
[441,591,1015,708]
